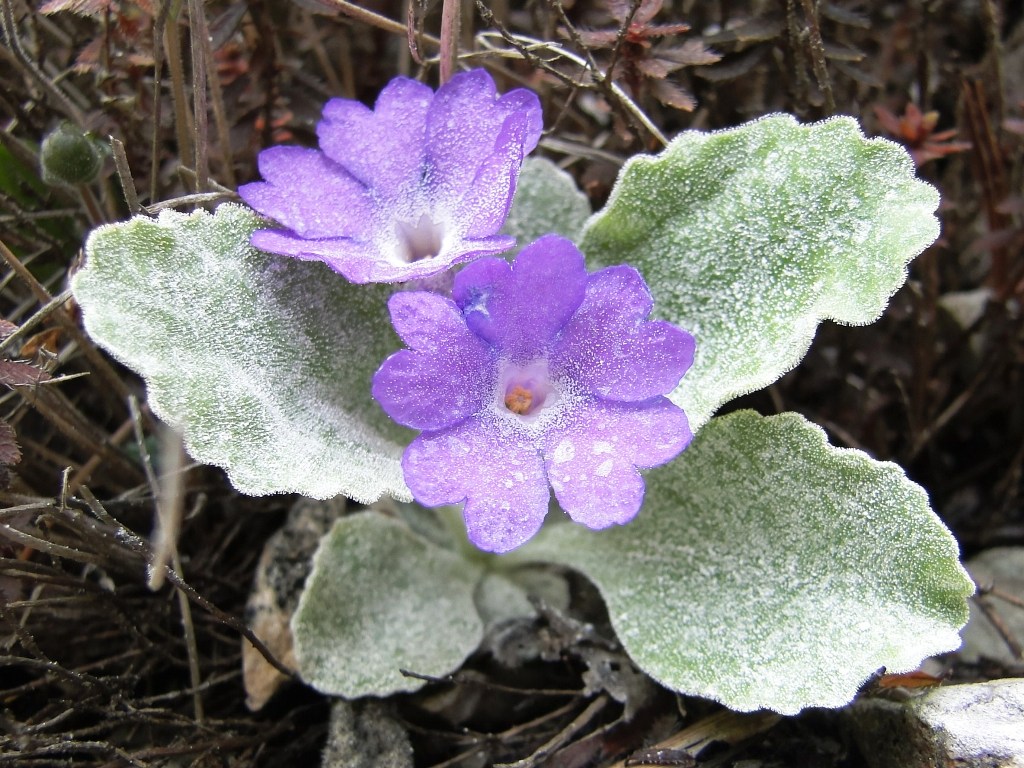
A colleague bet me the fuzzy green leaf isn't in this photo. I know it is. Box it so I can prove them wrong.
[581,115,940,431]
[292,511,484,697]
[71,203,411,502]
[502,157,591,247]
[521,411,973,714]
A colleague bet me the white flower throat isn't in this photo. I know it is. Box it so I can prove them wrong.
[395,213,445,262]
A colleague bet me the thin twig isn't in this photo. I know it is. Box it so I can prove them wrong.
[149,0,171,203]
[145,190,236,213]
[550,0,654,143]
[301,11,345,95]
[401,668,582,697]
[320,0,439,46]
[603,0,643,91]
[78,184,106,226]
[134,669,241,705]
[474,26,667,146]
[0,208,80,223]
[985,586,1024,610]
[962,78,1011,299]
[67,412,141,494]
[19,386,144,485]
[127,397,203,722]
[473,11,579,88]
[0,522,109,566]
[0,654,113,694]
[979,0,1004,122]
[406,0,425,67]
[336,23,356,96]
[784,0,811,111]
[197,1,235,188]
[798,0,835,113]
[74,487,298,680]
[975,595,1024,660]
[494,695,610,768]
[439,0,460,83]
[907,352,996,460]
[0,288,72,357]
[0,237,52,305]
[163,564,298,680]
[186,0,209,192]
[538,135,624,166]
[547,1,602,76]
[111,138,142,216]
[163,0,195,189]
[0,0,88,126]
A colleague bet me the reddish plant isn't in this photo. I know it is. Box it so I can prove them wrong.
[574,0,720,111]
[873,102,971,166]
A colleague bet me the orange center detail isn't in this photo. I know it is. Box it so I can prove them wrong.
[504,385,534,415]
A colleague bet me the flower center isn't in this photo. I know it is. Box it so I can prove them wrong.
[499,361,558,419]
[504,384,534,415]
[395,213,444,263]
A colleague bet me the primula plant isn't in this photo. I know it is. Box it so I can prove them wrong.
[72,68,973,714]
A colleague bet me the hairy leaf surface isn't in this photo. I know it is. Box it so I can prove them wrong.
[522,411,973,714]
[73,203,411,501]
[582,115,940,431]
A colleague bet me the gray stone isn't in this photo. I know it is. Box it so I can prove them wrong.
[913,679,1024,767]
[961,548,1024,666]
[848,679,1024,768]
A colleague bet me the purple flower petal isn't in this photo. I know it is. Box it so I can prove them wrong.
[249,229,360,264]
[250,230,516,285]
[374,235,696,552]
[445,234,518,262]
[238,147,374,240]
[248,230,381,282]
[544,398,692,529]
[243,70,540,285]
[317,77,433,195]
[453,114,535,239]
[426,70,543,203]
[373,293,495,431]
[453,235,588,360]
[404,418,549,553]
[551,265,695,401]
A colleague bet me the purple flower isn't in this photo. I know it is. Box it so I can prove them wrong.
[238,70,543,284]
[372,235,695,553]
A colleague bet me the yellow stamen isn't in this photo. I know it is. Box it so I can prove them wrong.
[504,385,533,415]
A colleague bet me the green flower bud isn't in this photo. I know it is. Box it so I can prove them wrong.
[40,123,104,187]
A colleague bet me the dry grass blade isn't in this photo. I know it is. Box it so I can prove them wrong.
[494,694,610,768]
[0,482,301,764]
[962,78,1012,299]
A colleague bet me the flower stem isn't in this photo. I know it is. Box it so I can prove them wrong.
[439,0,460,84]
